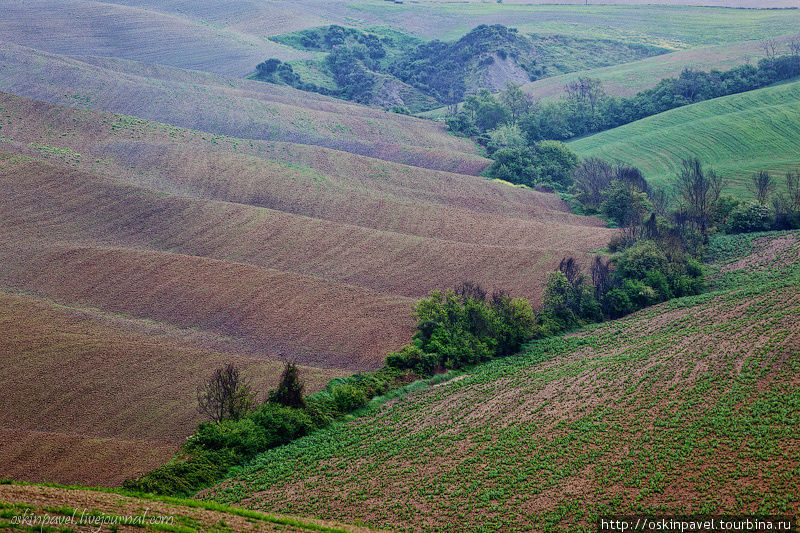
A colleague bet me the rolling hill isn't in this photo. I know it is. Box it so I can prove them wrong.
[0,57,611,486]
[205,231,800,531]
[0,41,487,174]
[568,78,800,194]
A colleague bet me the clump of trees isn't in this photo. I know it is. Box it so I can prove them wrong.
[387,282,535,372]
[485,140,578,191]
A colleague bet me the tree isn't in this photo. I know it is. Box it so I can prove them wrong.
[500,82,532,122]
[197,363,256,423]
[565,77,605,115]
[786,170,800,209]
[463,90,511,132]
[600,179,652,227]
[269,362,306,408]
[486,123,526,154]
[762,38,779,61]
[789,38,800,57]
[749,170,775,205]
[649,188,670,217]
[573,157,615,211]
[674,158,723,237]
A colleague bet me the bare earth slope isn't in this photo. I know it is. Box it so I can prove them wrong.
[0,78,610,486]
[0,41,486,174]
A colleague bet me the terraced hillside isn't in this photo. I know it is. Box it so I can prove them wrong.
[0,484,377,533]
[569,79,800,194]
[0,80,611,486]
[206,231,800,531]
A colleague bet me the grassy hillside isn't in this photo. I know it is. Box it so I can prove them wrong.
[569,79,800,195]
[340,3,800,47]
[206,231,800,531]
[0,483,378,533]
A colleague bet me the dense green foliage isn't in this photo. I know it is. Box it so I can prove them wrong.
[387,283,535,372]
[484,140,578,191]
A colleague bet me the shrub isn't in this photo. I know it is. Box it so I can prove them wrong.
[613,240,669,281]
[486,123,527,154]
[600,179,652,227]
[726,202,773,233]
[122,451,228,497]
[605,288,633,319]
[491,292,535,356]
[386,344,438,375]
[485,142,578,191]
[539,268,601,332]
[331,383,368,412]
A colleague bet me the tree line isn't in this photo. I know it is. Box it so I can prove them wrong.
[448,49,800,145]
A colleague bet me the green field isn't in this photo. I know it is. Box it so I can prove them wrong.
[345,2,800,48]
[205,230,800,531]
[569,78,800,196]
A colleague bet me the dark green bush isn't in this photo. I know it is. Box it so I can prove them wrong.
[122,451,228,497]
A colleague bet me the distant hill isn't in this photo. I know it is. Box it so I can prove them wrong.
[518,33,800,102]
[569,78,800,195]
[258,24,665,111]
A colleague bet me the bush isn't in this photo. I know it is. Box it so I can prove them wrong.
[604,288,633,319]
[331,383,368,412]
[386,344,438,375]
[613,240,669,281]
[726,202,773,233]
[407,284,535,370]
[486,123,527,154]
[485,142,578,191]
[539,268,601,333]
[122,450,229,497]
[600,179,652,227]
